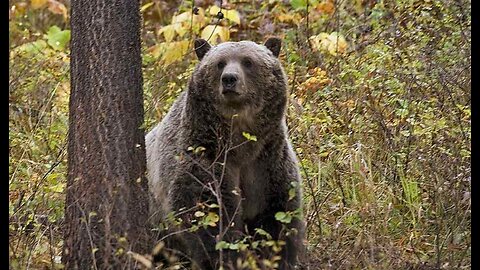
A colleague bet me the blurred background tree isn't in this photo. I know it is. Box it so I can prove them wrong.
[9,0,470,269]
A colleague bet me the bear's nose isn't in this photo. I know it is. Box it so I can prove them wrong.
[221,73,238,89]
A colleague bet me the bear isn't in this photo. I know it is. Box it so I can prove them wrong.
[146,37,304,270]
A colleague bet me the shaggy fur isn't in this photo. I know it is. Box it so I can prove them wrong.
[146,38,304,270]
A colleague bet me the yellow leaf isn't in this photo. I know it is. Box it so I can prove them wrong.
[277,13,300,24]
[161,40,189,65]
[140,2,154,12]
[319,151,330,157]
[179,40,189,52]
[209,5,241,25]
[47,0,68,20]
[225,9,241,25]
[162,48,179,66]
[309,32,347,56]
[172,11,191,24]
[171,9,207,34]
[50,183,65,193]
[162,48,180,65]
[147,43,165,58]
[193,8,207,27]
[201,25,229,43]
[316,1,335,15]
[209,5,221,15]
[354,0,364,14]
[327,32,348,55]
[173,23,187,38]
[218,26,230,42]
[14,2,28,15]
[308,34,322,51]
[31,0,47,9]
[158,25,176,42]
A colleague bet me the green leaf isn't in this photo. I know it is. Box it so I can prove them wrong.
[46,25,71,51]
[207,203,220,209]
[229,243,239,250]
[14,40,48,55]
[275,211,292,224]
[215,241,229,250]
[202,212,219,227]
[188,224,199,232]
[194,211,205,217]
[242,132,257,142]
[290,0,307,10]
[254,228,272,240]
[288,188,296,201]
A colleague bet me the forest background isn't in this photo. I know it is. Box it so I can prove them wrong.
[9,0,471,269]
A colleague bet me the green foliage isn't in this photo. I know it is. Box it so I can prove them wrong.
[9,0,470,269]
[45,25,70,51]
[242,132,257,142]
[290,0,308,10]
[275,211,292,224]
[290,0,319,10]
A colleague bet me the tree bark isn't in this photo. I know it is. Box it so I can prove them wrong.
[63,0,151,268]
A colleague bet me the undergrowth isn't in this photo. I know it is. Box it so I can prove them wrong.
[9,0,470,269]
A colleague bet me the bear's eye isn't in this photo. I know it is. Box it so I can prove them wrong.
[242,58,253,68]
[217,61,226,70]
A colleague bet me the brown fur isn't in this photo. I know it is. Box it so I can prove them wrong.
[146,38,304,269]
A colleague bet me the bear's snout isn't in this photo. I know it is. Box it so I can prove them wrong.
[220,61,244,97]
[222,73,238,89]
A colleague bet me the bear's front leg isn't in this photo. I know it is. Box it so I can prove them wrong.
[170,164,244,269]
[256,142,305,270]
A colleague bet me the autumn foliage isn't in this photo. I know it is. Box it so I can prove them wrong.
[10,0,470,269]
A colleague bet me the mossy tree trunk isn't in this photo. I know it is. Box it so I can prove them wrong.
[63,0,151,268]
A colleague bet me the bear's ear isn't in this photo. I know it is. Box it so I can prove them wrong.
[264,37,282,57]
[194,39,211,60]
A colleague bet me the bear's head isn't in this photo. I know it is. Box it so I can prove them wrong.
[191,38,287,120]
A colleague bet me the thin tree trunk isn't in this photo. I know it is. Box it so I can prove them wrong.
[63,1,151,268]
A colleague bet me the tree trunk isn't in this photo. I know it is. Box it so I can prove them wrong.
[63,0,151,268]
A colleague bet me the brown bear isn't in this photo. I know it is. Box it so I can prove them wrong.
[146,37,304,270]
